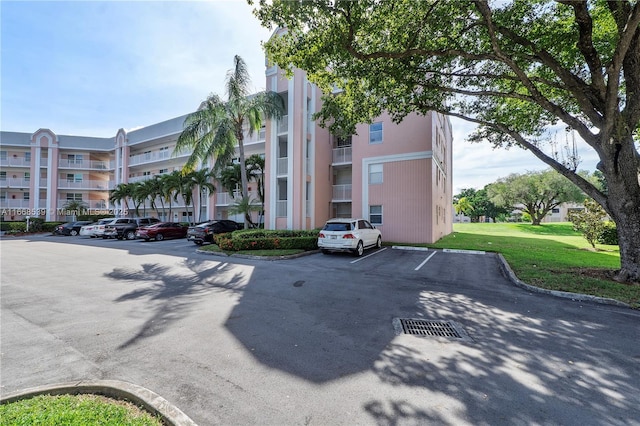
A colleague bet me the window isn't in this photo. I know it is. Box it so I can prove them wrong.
[142,171,151,176]
[369,164,383,184]
[0,171,6,181]
[66,173,82,182]
[159,168,168,174]
[67,154,83,164]
[0,191,6,200]
[25,152,31,162]
[0,151,7,160]
[23,191,30,200]
[369,205,383,225]
[552,208,560,214]
[24,172,30,181]
[369,122,383,144]
[66,193,83,201]
[336,135,352,147]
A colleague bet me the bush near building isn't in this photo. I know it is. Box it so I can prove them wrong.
[214,229,318,251]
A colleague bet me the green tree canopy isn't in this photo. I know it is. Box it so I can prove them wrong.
[252,0,640,282]
[487,169,585,225]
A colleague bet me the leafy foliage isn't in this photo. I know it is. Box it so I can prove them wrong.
[214,229,319,251]
[568,198,609,248]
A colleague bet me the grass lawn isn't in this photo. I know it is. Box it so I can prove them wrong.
[418,222,638,308]
[0,394,162,425]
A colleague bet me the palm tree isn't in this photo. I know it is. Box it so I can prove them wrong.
[109,183,134,217]
[175,55,284,228]
[229,195,261,228]
[189,168,216,223]
[130,181,146,217]
[176,170,196,225]
[219,163,243,198]
[147,176,165,219]
[159,171,182,221]
[62,199,89,221]
[132,180,156,217]
[246,154,266,221]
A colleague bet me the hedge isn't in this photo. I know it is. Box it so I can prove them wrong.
[597,221,618,245]
[1,220,64,233]
[214,229,319,251]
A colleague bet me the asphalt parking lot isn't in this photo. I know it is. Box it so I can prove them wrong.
[2,234,639,425]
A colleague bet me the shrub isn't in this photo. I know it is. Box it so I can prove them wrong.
[7,222,27,233]
[597,221,618,245]
[214,229,319,251]
[568,199,608,248]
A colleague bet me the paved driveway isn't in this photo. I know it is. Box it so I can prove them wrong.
[1,235,639,425]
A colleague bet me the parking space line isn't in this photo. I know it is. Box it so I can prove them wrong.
[350,247,388,264]
[414,251,437,271]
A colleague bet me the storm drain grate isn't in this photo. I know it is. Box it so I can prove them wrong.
[393,318,471,341]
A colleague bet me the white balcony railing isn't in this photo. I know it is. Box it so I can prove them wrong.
[278,115,288,133]
[216,191,261,206]
[128,175,154,184]
[0,178,30,188]
[332,147,352,164]
[0,199,31,208]
[128,147,191,167]
[277,157,288,175]
[56,180,114,190]
[58,159,111,170]
[332,184,352,201]
[0,158,30,167]
[276,200,288,217]
[56,200,108,210]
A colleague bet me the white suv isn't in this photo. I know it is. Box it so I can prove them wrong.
[318,218,382,256]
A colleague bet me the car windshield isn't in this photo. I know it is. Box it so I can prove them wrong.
[323,222,352,231]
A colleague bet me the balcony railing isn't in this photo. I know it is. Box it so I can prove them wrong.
[278,115,288,133]
[128,148,190,167]
[276,200,288,217]
[56,180,114,190]
[128,175,154,184]
[216,191,261,206]
[0,158,30,167]
[0,178,30,188]
[332,147,352,164]
[0,199,32,208]
[58,159,111,170]
[332,184,352,201]
[277,157,288,175]
[56,200,109,210]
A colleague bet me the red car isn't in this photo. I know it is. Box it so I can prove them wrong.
[135,222,188,241]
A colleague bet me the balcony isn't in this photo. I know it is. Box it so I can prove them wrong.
[0,199,32,209]
[216,191,260,206]
[57,200,109,209]
[0,158,30,167]
[58,159,111,170]
[128,175,154,184]
[332,147,352,164]
[57,180,114,190]
[128,148,190,167]
[0,178,30,188]
[332,184,352,201]
[277,157,288,175]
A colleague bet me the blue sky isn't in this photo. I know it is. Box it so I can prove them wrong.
[1,1,598,193]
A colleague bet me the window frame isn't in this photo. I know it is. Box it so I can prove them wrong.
[369,205,383,225]
[369,122,383,144]
[368,164,383,184]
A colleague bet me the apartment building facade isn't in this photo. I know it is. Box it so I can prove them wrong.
[1,60,453,244]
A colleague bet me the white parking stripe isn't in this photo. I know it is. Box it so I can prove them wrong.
[414,251,437,271]
[350,247,387,264]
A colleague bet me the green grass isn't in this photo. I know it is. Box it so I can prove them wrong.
[414,222,637,308]
[199,244,305,257]
[0,394,162,426]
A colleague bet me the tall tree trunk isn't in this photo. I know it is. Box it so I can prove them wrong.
[600,135,640,283]
[237,131,250,229]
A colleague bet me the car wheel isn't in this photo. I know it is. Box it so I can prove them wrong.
[144,238,150,242]
[70,230,78,236]
[321,249,330,255]
[376,236,382,249]
[354,241,364,257]
[155,233,164,241]
[194,241,203,246]
[126,231,136,240]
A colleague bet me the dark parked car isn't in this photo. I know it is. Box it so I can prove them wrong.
[136,222,188,241]
[53,221,93,236]
[187,220,242,245]
[103,217,160,240]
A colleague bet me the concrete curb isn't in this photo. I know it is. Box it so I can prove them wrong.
[0,380,197,426]
[196,247,319,261]
[496,252,631,308]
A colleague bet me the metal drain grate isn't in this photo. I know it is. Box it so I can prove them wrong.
[393,318,471,341]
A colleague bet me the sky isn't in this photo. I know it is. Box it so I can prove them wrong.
[1,0,599,194]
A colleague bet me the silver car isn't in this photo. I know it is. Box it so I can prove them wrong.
[318,218,382,256]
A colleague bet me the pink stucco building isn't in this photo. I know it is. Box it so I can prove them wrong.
[1,51,453,244]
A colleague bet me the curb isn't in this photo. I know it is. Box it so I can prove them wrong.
[496,253,631,308]
[196,247,319,260]
[0,380,197,426]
